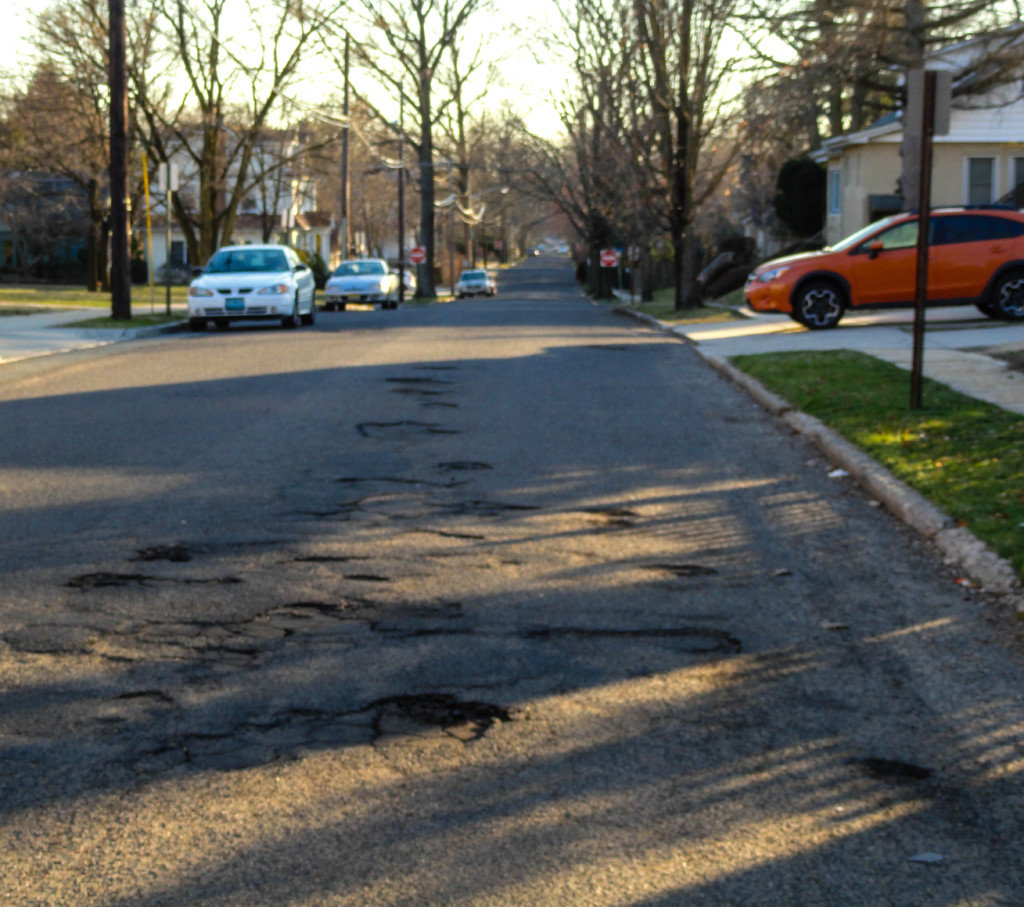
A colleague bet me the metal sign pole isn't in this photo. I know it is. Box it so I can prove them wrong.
[910,70,936,411]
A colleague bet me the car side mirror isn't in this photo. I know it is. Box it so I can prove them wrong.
[295,263,310,273]
[191,266,204,278]
[868,241,884,260]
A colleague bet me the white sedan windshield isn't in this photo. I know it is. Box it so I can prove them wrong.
[206,249,289,273]
[334,261,386,277]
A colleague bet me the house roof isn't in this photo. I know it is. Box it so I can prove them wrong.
[811,28,1024,163]
[811,113,902,162]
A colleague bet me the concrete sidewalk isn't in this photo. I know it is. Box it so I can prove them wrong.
[665,302,1024,416]
[0,306,185,366]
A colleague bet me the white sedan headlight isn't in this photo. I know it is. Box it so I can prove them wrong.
[258,284,290,295]
[189,287,214,297]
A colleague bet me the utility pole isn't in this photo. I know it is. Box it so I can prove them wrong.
[907,68,951,410]
[397,98,406,304]
[108,0,131,320]
[340,34,350,261]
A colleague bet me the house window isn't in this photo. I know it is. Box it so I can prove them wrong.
[170,240,187,266]
[828,169,842,215]
[966,158,995,205]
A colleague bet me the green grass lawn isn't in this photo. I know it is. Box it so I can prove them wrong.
[730,349,1024,579]
[0,285,190,309]
[615,287,747,325]
[58,313,184,329]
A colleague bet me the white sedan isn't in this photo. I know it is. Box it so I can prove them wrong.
[187,244,317,331]
[455,269,496,298]
[324,259,400,310]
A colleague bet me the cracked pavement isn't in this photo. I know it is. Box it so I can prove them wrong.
[2,259,1024,905]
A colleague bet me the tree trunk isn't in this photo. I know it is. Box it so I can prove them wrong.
[418,80,436,297]
[98,222,111,293]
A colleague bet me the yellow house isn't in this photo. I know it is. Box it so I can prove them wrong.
[812,34,1024,244]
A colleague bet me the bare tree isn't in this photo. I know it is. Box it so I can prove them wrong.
[342,0,495,296]
[131,0,345,264]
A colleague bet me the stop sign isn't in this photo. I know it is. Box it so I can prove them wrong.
[409,246,426,265]
[600,248,619,268]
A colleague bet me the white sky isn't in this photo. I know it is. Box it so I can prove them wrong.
[1,0,569,137]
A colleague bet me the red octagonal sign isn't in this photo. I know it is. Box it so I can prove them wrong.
[409,246,427,265]
[600,248,619,268]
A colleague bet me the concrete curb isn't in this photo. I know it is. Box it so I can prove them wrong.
[698,349,1023,605]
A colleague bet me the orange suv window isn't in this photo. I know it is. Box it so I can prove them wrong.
[858,220,918,252]
[932,214,1024,245]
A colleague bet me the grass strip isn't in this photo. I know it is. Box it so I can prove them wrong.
[730,349,1024,579]
[0,285,190,308]
[58,314,183,329]
[612,288,747,325]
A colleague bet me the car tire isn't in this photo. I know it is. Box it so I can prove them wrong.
[214,319,230,331]
[301,291,316,325]
[188,318,207,332]
[791,279,846,330]
[282,295,301,329]
[987,270,1024,321]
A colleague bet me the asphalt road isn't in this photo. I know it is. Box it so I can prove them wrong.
[2,256,1023,906]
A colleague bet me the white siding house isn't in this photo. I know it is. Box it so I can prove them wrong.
[812,32,1024,244]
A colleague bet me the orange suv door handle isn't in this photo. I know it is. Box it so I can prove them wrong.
[991,245,1006,253]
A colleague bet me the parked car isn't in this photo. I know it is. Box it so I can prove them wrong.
[744,206,1024,329]
[324,259,400,310]
[187,244,316,331]
[400,268,417,296]
[455,269,496,298]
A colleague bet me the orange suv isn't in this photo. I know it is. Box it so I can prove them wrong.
[744,207,1024,329]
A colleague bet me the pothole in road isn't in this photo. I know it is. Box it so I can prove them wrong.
[356,421,460,439]
[336,475,462,488]
[386,376,455,386]
[583,506,638,528]
[138,692,512,773]
[134,545,195,563]
[66,572,243,589]
[645,563,719,578]
[438,461,493,471]
[441,500,540,517]
[372,693,512,742]
[4,624,99,654]
[390,387,445,397]
[291,555,372,564]
[853,757,934,783]
[522,626,742,654]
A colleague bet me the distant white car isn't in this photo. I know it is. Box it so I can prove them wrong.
[187,244,316,331]
[455,269,496,298]
[324,259,400,310]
